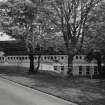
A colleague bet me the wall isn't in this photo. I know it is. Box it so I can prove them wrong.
[0,55,68,75]
[0,55,99,76]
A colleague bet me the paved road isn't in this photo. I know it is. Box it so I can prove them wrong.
[0,77,77,105]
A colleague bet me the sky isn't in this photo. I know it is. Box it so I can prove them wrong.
[0,0,11,41]
[0,34,15,41]
[0,32,15,41]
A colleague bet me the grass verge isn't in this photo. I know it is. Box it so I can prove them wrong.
[0,66,105,105]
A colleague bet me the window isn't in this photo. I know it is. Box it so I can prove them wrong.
[34,57,37,60]
[76,56,78,60]
[54,66,57,71]
[16,57,19,60]
[80,56,82,59]
[54,56,57,60]
[61,66,64,71]
[22,57,24,60]
[79,66,82,75]
[25,57,27,60]
[61,56,64,60]
[94,66,98,75]
[19,57,22,60]
[44,56,47,60]
[86,66,90,75]
[51,56,53,60]
[47,57,50,59]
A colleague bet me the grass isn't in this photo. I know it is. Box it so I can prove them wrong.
[0,66,105,105]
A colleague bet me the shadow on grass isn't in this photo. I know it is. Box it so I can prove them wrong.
[0,66,105,105]
[0,66,28,76]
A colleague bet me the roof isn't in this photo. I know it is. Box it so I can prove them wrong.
[0,40,28,56]
[0,40,67,56]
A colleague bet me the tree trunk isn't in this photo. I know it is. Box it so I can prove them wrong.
[35,54,41,73]
[29,53,35,73]
[65,43,74,77]
[67,54,73,77]
[97,60,102,78]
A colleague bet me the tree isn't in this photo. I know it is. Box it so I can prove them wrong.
[0,0,45,73]
[83,1,105,51]
[85,50,102,77]
[43,0,102,76]
[83,1,105,78]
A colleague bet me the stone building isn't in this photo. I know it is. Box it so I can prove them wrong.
[0,53,99,76]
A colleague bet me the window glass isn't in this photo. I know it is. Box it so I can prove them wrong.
[61,56,64,60]
[44,56,46,60]
[61,66,64,71]
[86,66,90,75]
[34,57,37,60]
[51,56,53,60]
[76,56,78,59]
[79,66,82,75]
[94,66,98,75]
[80,56,82,59]
[54,56,57,60]
[47,57,50,59]
[22,57,24,60]
[54,66,57,71]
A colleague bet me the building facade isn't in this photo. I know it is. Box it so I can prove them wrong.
[0,54,99,76]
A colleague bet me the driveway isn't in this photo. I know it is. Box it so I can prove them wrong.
[0,77,77,105]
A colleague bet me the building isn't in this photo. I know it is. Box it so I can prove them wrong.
[0,52,99,76]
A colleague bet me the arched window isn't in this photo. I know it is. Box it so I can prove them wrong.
[54,56,57,60]
[79,66,82,75]
[51,56,53,60]
[76,56,78,60]
[80,56,82,59]
[25,57,27,60]
[61,56,64,60]
[34,56,37,60]
[44,56,47,60]
[22,57,24,60]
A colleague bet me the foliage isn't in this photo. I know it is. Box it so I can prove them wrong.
[43,0,102,54]
[42,0,102,75]
[0,0,47,73]
[83,1,105,53]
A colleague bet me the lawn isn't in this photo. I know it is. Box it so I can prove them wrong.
[0,66,105,105]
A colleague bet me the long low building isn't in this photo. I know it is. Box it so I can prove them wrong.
[0,53,100,76]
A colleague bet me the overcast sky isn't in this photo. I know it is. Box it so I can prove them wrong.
[0,34,15,41]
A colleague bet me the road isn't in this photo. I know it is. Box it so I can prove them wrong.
[0,77,77,105]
